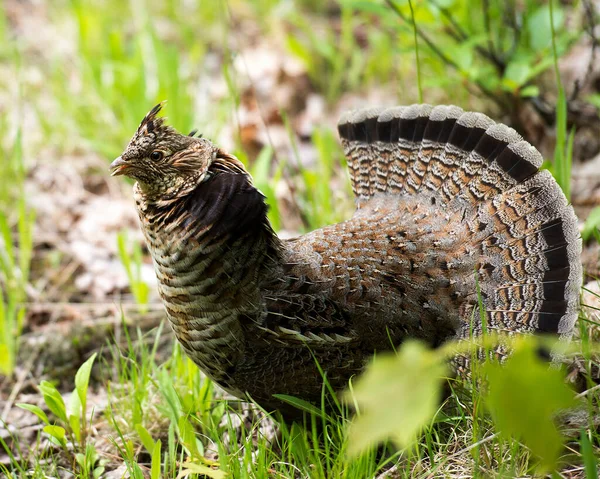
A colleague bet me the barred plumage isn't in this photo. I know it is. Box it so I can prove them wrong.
[112,103,582,417]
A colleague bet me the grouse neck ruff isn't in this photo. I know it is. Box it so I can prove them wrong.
[132,168,282,394]
[112,103,581,418]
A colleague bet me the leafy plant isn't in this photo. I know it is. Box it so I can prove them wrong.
[17,353,105,478]
[381,0,578,105]
[106,325,171,479]
[107,317,163,429]
[106,325,226,478]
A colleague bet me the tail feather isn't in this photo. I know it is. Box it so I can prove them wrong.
[420,111,491,195]
[443,122,523,211]
[339,107,389,202]
[337,105,582,338]
[405,105,460,193]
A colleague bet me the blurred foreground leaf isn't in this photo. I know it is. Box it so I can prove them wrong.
[484,340,575,471]
[345,341,447,456]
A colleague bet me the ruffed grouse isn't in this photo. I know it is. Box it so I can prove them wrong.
[111,104,582,416]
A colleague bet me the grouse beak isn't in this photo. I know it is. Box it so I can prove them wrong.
[110,156,129,176]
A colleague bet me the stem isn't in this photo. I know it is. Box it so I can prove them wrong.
[407,0,423,103]
[549,0,561,86]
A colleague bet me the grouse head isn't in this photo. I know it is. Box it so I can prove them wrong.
[110,103,246,198]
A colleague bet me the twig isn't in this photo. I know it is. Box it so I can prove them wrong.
[450,432,500,458]
[575,382,600,399]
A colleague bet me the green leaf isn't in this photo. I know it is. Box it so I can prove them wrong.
[342,0,390,15]
[43,425,67,447]
[503,61,532,89]
[483,339,575,471]
[0,344,9,376]
[69,412,81,443]
[580,429,597,478]
[272,394,326,417]
[16,403,50,425]
[75,452,85,469]
[285,35,312,70]
[250,146,273,187]
[443,43,473,73]
[176,462,227,479]
[75,352,97,415]
[178,417,202,458]
[69,387,82,439]
[135,424,156,454]
[527,4,564,51]
[93,466,105,479]
[39,381,68,423]
[151,439,162,479]
[588,93,600,109]
[345,341,447,455]
[520,85,540,98]
[117,230,131,276]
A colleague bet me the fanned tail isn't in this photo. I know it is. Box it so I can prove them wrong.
[338,105,582,337]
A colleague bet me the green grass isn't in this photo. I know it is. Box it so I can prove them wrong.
[1,0,599,477]
[116,230,150,314]
[0,126,34,376]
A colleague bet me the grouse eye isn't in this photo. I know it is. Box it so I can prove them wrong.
[150,150,163,161]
